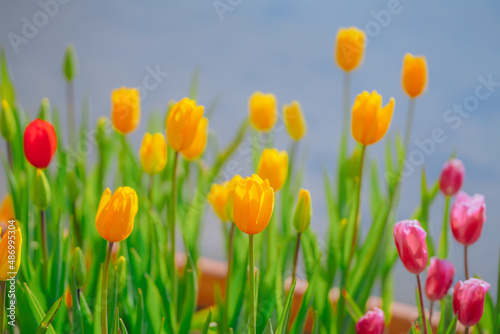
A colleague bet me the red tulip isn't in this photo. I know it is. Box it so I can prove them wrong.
[355,308,385,334]
[439,159,465,196]
[393,220,428,274]
[425,257,455,301]
[453,278,490,327]
[23,119,57,168]
[450,191,486,246]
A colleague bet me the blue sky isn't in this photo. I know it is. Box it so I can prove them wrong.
[1,0,500,305]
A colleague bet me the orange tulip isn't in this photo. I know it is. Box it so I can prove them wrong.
[0,195,14,237]
[335,27,365,72]
[257,148,288,191]
[166,98,204,152]
[111,87,140,135]
[140,133,167,174]
[248,92,277,132]
[233,174,274,235]
[0,227,22,280]
[207,174,244,222]
[283,101,307,141]
[402,53,427,98]
[351,91,395,146]
[181,117,209,160]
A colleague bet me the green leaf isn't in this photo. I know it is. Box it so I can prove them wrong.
[276,278,297,334]
[342,289,363,322]
[35,294,64,334]
[133,289,145,334]
[119,318,129,334]
[201,309,212,334]
[111,307,119,334]
[188,68,200,100]
[444,315,458,334]
[0,48,16,105]
[437,296,454,333]
[263,319,274,334]
[179,251,198,333]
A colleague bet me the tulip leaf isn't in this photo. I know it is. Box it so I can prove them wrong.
[444,315,458,334]
[134,288,145,334]
[275,278,296,334]
[35,294,64,334]
[111,307,119,334]
[179,251,197,334]
[119,318,129,334]
[342,289,362,322]
[201,309,212,334]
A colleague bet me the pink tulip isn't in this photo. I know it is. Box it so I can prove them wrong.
[425,257,455,301]
[439,159,465,196]
[355,308,385,334]
[393,220,428,274]
[453,278,490,327]
[450,191,486,245]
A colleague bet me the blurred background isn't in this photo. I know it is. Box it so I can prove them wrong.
[1,0,499,305]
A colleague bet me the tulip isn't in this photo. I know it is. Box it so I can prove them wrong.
[208,183,230,222]
[139,133,167,175]
[402,53,427,98]
[283,101,306,141]
[425,257,455,301]
[23,118,58,169]
[439,159,465,197]
[351,91,395,146]
[450,191,486,246]
[233,174,274,235]
[166,97,204,152]
[394,220,428,274]
[72,247,87,289]
[335,27,365,72]
[224,174,244,223]
[111,87,140,135]
[65,287,72,309]
[0,100,15,142]
[293,189,312,233]
[32,169,51,211]
[257,148,288,191]
[453,278,490,328]
[0,195,14,238]
[95,187,139,243]
[0,227,21,281]
[355,308,385,334]
[248,92,277,132]
[181,117,209,160]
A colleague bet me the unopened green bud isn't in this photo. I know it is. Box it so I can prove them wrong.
[0,100,16,142]
[32,169,51,211]
[72,247,87,289]
[38,97,50,121]
[293,188,312,233]
[63,44,78,82]
[110,256,127,292]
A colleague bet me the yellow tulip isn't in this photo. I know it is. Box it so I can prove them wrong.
[233,174,274,235]
[248,92,277,132]
[283,101,307,141]
[181,117,209,160]
[351,91,395,146]
[0,227,22,280]
[293,189,312,233]
[257,148,288,191]
[208,182,229,222]
[111,87,140,135]
[225,174,244,222]
[96,187,138,243]
[335,27,365,72]
[166,98,205,152]
[402,53,427,98]
[140,133,167,174]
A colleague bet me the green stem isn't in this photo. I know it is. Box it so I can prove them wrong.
[0,281,5,334]
[67,80,76,148]
[224,223,235,332]
[169,152,179,317]
[416,274,428,334]
[40,210,48,266]
[101,242,114,334]
[337,71,351,215]
[438,196,451,258]
[429,301,434,326]
[291,232,301,283]
[403,98,416,153]
[342,71,352,135]
[465,327,469,334]
[248,234,256,334]
[149,174,154,206]
[464,245,469,280]
[6,142,12,169]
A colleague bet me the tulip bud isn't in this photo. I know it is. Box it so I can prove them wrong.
[257,148,288,191]
[393,220,428,274]
[38,97,50,121]
[65,287,72,309]
[248,92,277,132]
[208,182,229,222]
[351,91,395,146]
[72,247,87,289]
[402,53,427,98]
[180,117,209,161]
[355,308,385,334]
[111,87,140,135]
[110,256,127,291]
[425,257,455,301]
[23,118,58,169]
[96,116,111,145]
[439,159,465,197]
[139,133,168,174]
[166,98,204,152]
[293,189,311,233]
[283,101,306,141]
[233,174,274,235]
[63,44,78,82]
[0,227,22,280]
[335,27,365,72]
[66,171,81,203]
[0,100,16,142]
[450,191,486,246]
[32,169,51,211]
[453,278,490,327]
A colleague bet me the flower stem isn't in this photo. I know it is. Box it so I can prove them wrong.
[403,98,416,153]
[416,274,428,334]
[292,232,301,283]
[465,327,470,334]
[248,234,256,334]
[6,142,12,168]
[101,241,114,334]
[438,195,451,258]
[429,301,434,325]
[67,80,76,148]
[40,210,49,266]
[224,223,235,331]
[464,245,469,280]
[169,152,179,314]
[0,280,6,334]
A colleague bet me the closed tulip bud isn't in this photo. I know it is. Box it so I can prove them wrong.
[257,148,288,191]
[111,87,140,135]
[450,191,486,246]
[439,159,465,197]
[140,133,167,174]
[96,187,138,243]
[355,308,385,334]
[351,91,395,146]
[225,174,244,223]
[0,100,16,142]
[72,247,87,289]
[453,278,490,327]
[248,92,277,132]
[283,101,306,141]
[335,27,365,72]
[65,287,72,309]
[233,174,274,235]
[293,189,312,233]
[0,227,22,280]
[38,97,50,121]
[23,118,58,169]
[208,182,230,222]
[32,169,51,211]
[63,44,78,82]
[402,53,427,98]
[166,98,204,151]
[425,257,455,301]
[110,256,127,290]
[96,117,111,144]
[393,220,428,274]
[66,171,81,203]
[181,117,208,160]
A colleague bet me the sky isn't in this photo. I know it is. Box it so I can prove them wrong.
[1,0,499,305]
